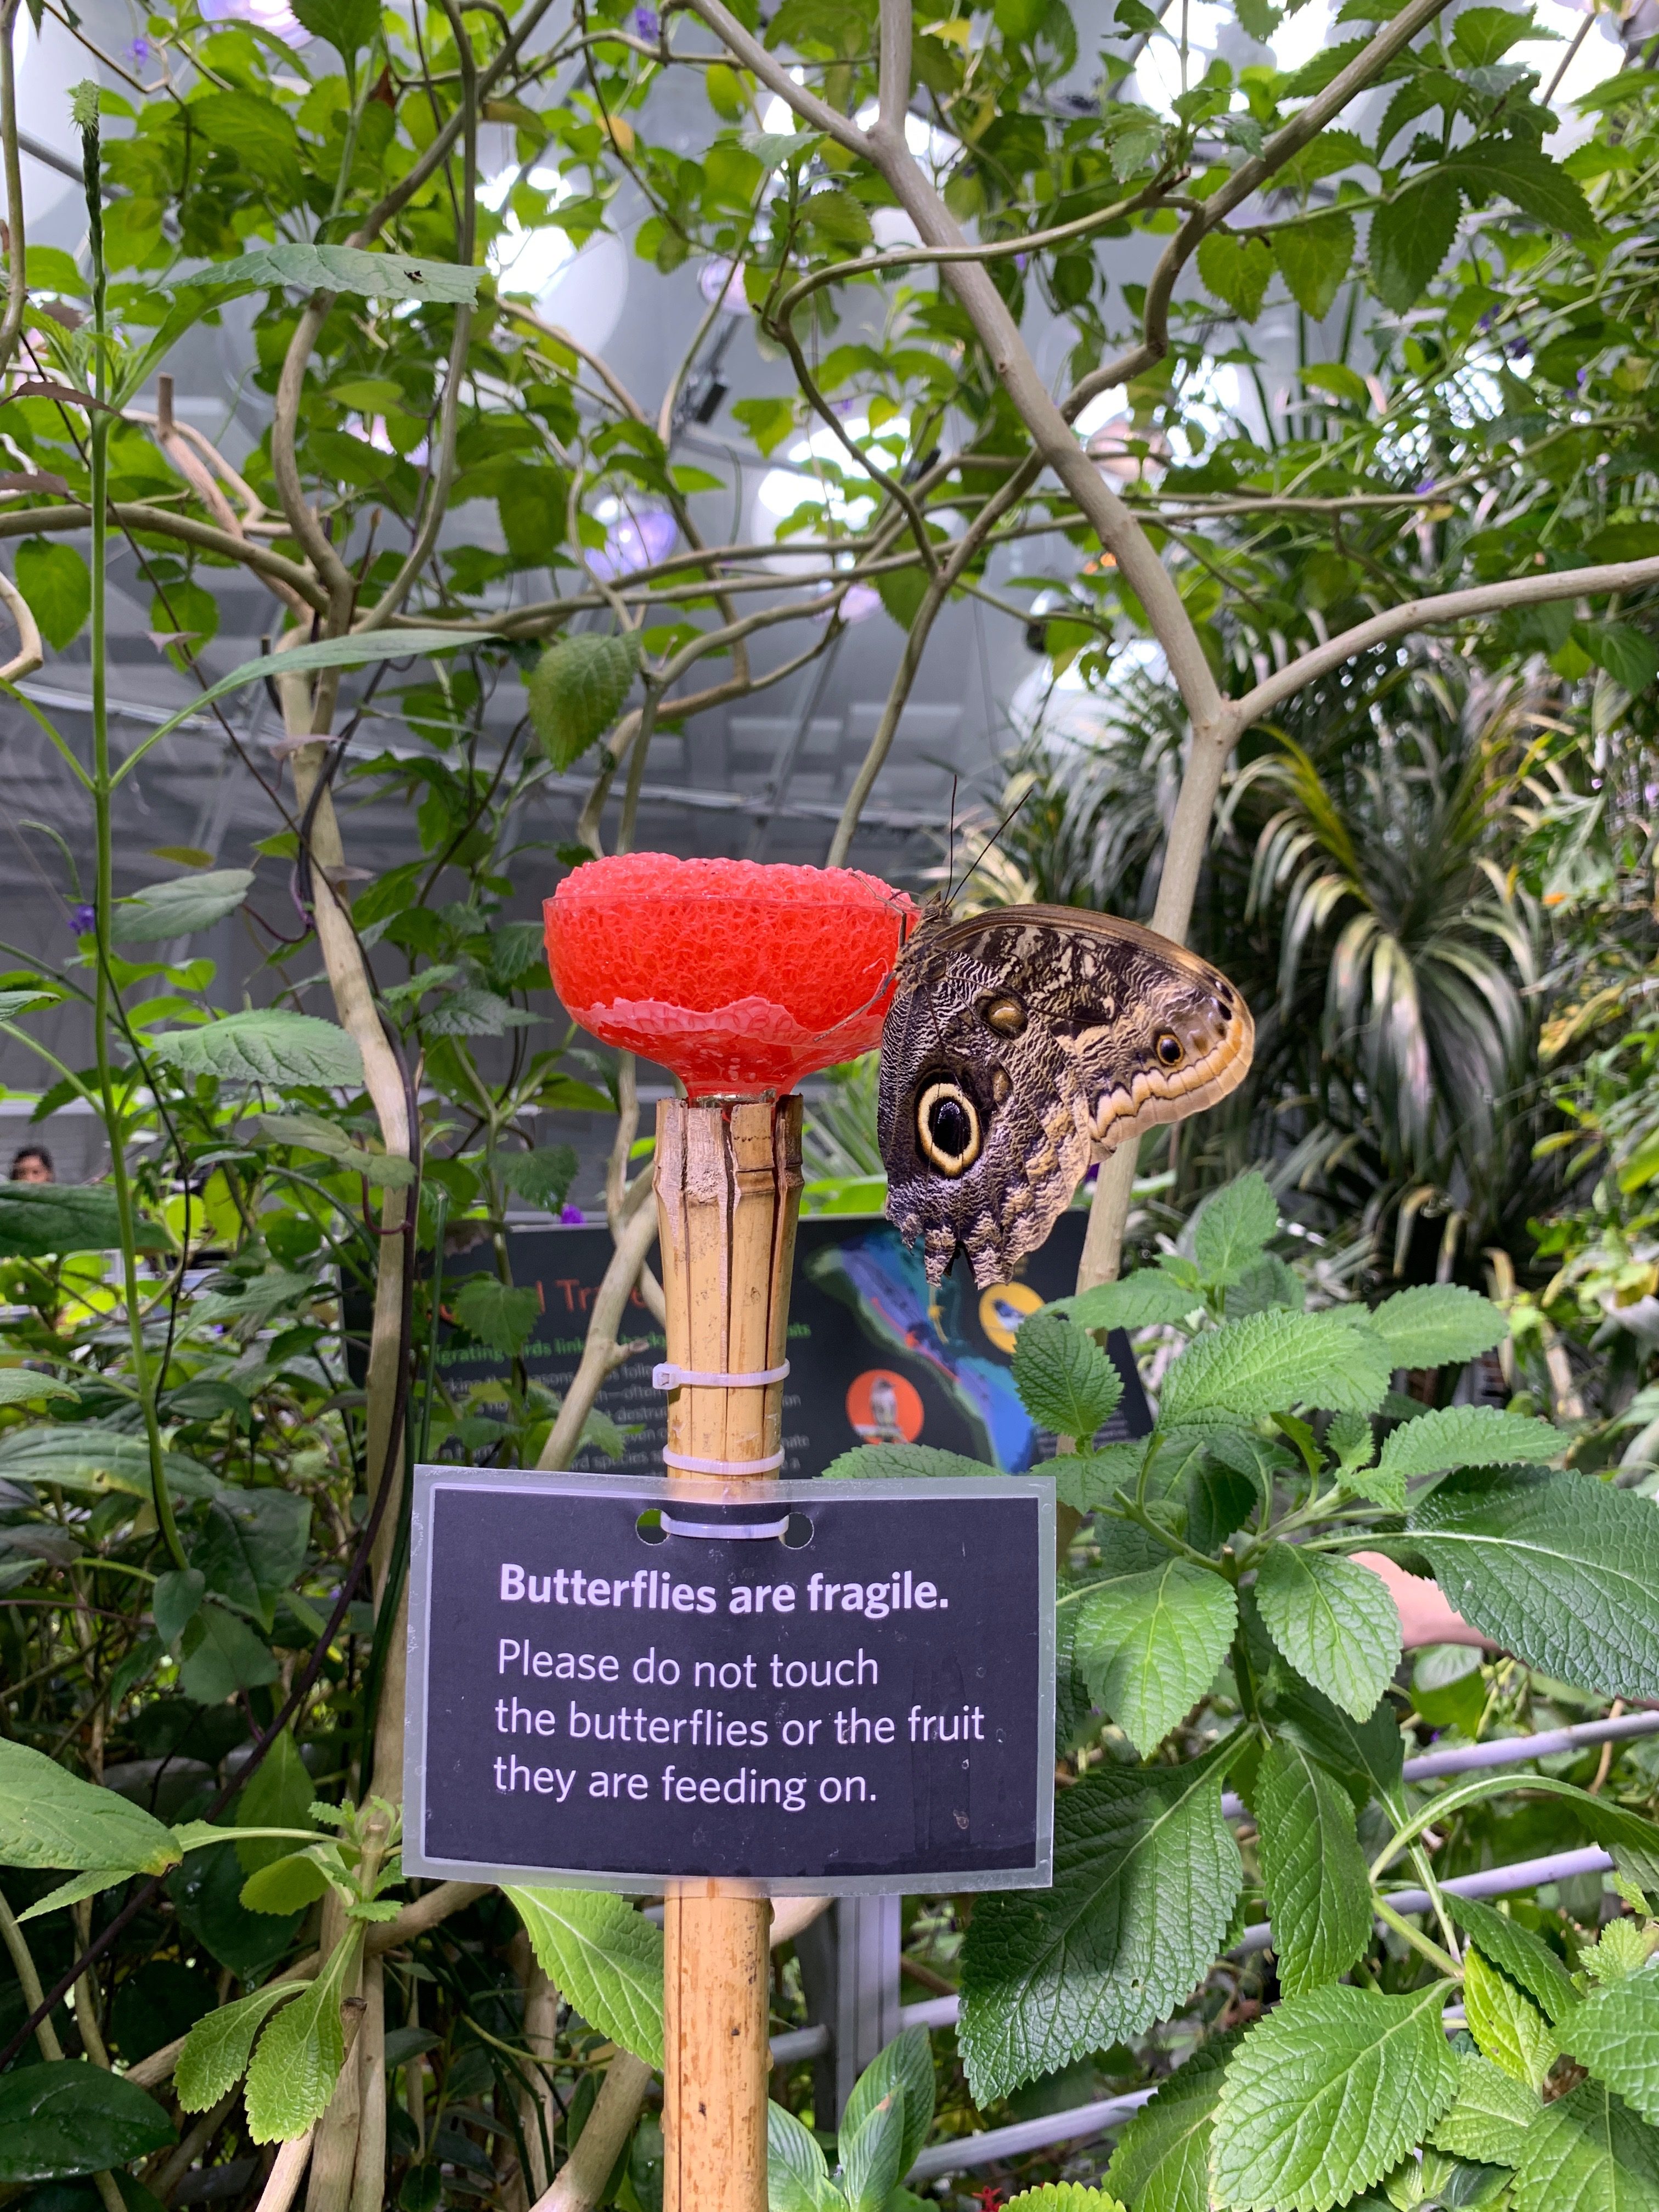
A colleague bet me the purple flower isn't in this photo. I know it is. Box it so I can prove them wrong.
[70,903,95,935]
[1414,476,1437,494]
[1477,311,1495,333]
[633,5,659,35]
[126,35,150,65]
[560,1203,585,1225]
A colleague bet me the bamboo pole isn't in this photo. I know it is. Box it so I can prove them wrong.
[654,1095,802,2212]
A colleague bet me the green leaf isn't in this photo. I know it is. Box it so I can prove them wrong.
[179,1603,279,1702]
[838,2086,904,2212]
[527,633,640,770]
[840,2028,934,2183]
[1013,1312,1124,1440]
[1369,173,1462,311]
[1053,1272,1200,1331]
[506,1887,664,2067]
[15,537,91,650]
[1376,1405,1562,1488]
[153,1566,205,1646]
[240,1852,331,1916]
[1252,1545,1402,1721]
[1054,1443,1147,1515]
[1210,1983,1458,2211]
[767,2099,834,2212]
[1255,1738,1372,1995]
[149,1010,363,1088]
[1408,1470,1659,1701]
[176,1980,305,2112]
[1444,142,1595,236]
[0,1183,134,1259]
[958,1736,1242,2102]
[1464,1946,1559,2090]
[1197,230,1274,319]
[1105,2036,1235,2212]
[1272,212,1355,321]
[235,1729,315,1876]
[421,986,534,1039]
[1510,2079,1659,2212]
[243,1944,356,2143]
[0,1424,218,1500]
[0,1736,182,1875]
[1266,1674,1404,1805]
[1073,1560,1237,1755]
[498,1144,578,1210]
[170,1841,301,1983]
[1448,5,1532,63]
[1427,2051,1540,2166]
[452,1274,543,1356]
[1003,2190,1128,2212]
[0,1364,81,1406]
[1446,1898,1578,2025]
[255,1113,415,1187]
[821,1442,994,1482]
[185,242,481,304]
[1192,1172,1278,1288]
[111,869,255,945]
[1365,1285,1509,1369]
[1561,1963,1659,2125]
[289,0,381,60]
[1158,1311,1391,1424]
[194,1489,311,1631]
[0,2062,174,2180]
[189,89,303,196]
[1583,623,1659,697]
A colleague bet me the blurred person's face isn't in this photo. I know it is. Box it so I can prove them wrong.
[13,1155,51,1184]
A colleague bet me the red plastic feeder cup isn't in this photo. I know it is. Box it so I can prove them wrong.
[543,854,917,2212]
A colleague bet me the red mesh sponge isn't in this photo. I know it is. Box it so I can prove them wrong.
[545,855,917,1097]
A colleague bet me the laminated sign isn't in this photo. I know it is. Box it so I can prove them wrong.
[404,1469,1054,1893]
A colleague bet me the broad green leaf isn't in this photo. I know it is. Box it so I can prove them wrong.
[768,2098,834,2212]
[838,2085,904,2212]
[1013,1311,1124,1440]
[17,1867,142,1922]
[254,1113,416,1188]
[1056,1272,1200,1332]
[243,1946,355,2143]
[506,1887,664,2067]
[235,1729,316,1876]
[178,1603,279,1702]
[0,1183,164,1259]
[0,2062,174,2180]
[1585,622,1659,698]
[1369,173,1462,311]
[958,1736,1242,2102]
[822,1442,994,1481]
[15,537,90,650]
[1510,2079,1659,2212]
[1409,1470,1659,1701]
[1444,142,1595,236]
[1255,1738,1371,1995]
[195,1489,311,1631]
[240,1852,331,1916]
[189,90,302,195]
[1210,1983,1458,2211]
[1105,2036,1236,2212]
[1464,1946,1559,2090]
[1366,1285,1509,1369]
[1158,1311,1391,1425]
[110,868,253,945]
[528,633,640,770]
[290,0,380,59]
[840,2028,934,2182]
[0,1424,218,1500]
[1253,1545,1402,1722]
[1273,212,1355,321]
[185,241,481,304]
[1197,229,1273,319]
[1446,1898,1578,2024]
[176,1980,306,2112]
[1073,1560,1237,1755]
[1003,2190,1127,2212]
[1561,1962,1659,2125]
[1376,1405,1562,1487]
[0,1368,77,1404]
[1428,2051,1540,2166]
[149,1010,363,1088]
[1448,4,1532,63]
[1191,1172,1278,1288]
[0,1736,182,1875]
[1054,1442,1146,1515]
[452,1274,543,1356]
[421,986,534,1038]
[498,1144,578,1209]
[1263,1675,1404,1805]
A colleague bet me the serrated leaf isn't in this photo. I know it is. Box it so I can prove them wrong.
[1073,1560,1237,1755]
[149,1010,363,1088]
[1055,1442,1147,1515]
[421,986,534,1038]
[1272,212,1355,321]
[243,1949,352,2142]
[185,241,481,304]
[527,633,640,770]
[1192,1173,1278,1288]
[1105,2036,1236,2212]
[1197,229,1274,319]
[1561,1962,1659,2125]
[255,1114,416,1187]
[1255,1738,1372,1994]
[498,1144,578,1210]
[0,1736,182,1875]
[1266,1674,1404,1805]
[1377,1405,1562,1487]
[1465,1946,1559,2089]
[506,1887,664,2067]
[176,1980,305,2112]
[451,1274,542,1356]
[1446,1898,1578,2024]
[1003,2190,1128,2212]
[1366,1285,1509,1369]
[822,1442,994,1481]
[1409,1470,1659,1701]
[0,2063,174,2180]
[1370,172,1462,311]
[958,1736,1242,2102]
[1210,1983,1458,2211]
[289,0,380,59]
[1056,1272,1201,1332]
[1253,1545,1402,1721]
[1511,2079,1659,2212]
[16,1867,140,1922]
[1158,1311,1391,1425]
[1428,2051,1540,2166]
[1444,142,1594,236]
[1013,1311,1124,1440]
[110,869,254,945]
[194,1489,311,1632]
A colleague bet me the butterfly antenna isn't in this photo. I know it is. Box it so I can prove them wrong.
[943,772,960,908]
[960,785,1035,899]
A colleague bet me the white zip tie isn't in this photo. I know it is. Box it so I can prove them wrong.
[660,1510,792,1541]
[652,1361,790,1390]
[662,1446,786,1475]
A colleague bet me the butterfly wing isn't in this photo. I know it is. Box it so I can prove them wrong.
[879,906,1254,1286]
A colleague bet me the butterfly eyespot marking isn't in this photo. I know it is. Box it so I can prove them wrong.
[1155,1031,1184,1066]
[916,1081,981,1176]
[983,995,1026,1037]
[991,1065,1012,1105]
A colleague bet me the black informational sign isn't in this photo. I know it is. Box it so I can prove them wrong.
[403,1470,1054,1894]
[440,1208,1150,1479]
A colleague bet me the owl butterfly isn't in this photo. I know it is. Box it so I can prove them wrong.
[878,905,1254,1288]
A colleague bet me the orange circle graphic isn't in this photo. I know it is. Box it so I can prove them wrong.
[845,1368,924,1445]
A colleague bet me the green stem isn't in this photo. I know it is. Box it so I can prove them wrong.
[1372,1897,1462,1981]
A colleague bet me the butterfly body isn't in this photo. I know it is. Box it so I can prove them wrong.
[878,904,1254,1286]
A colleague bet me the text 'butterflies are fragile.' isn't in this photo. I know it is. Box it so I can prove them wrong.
[879,905,1255,1286]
